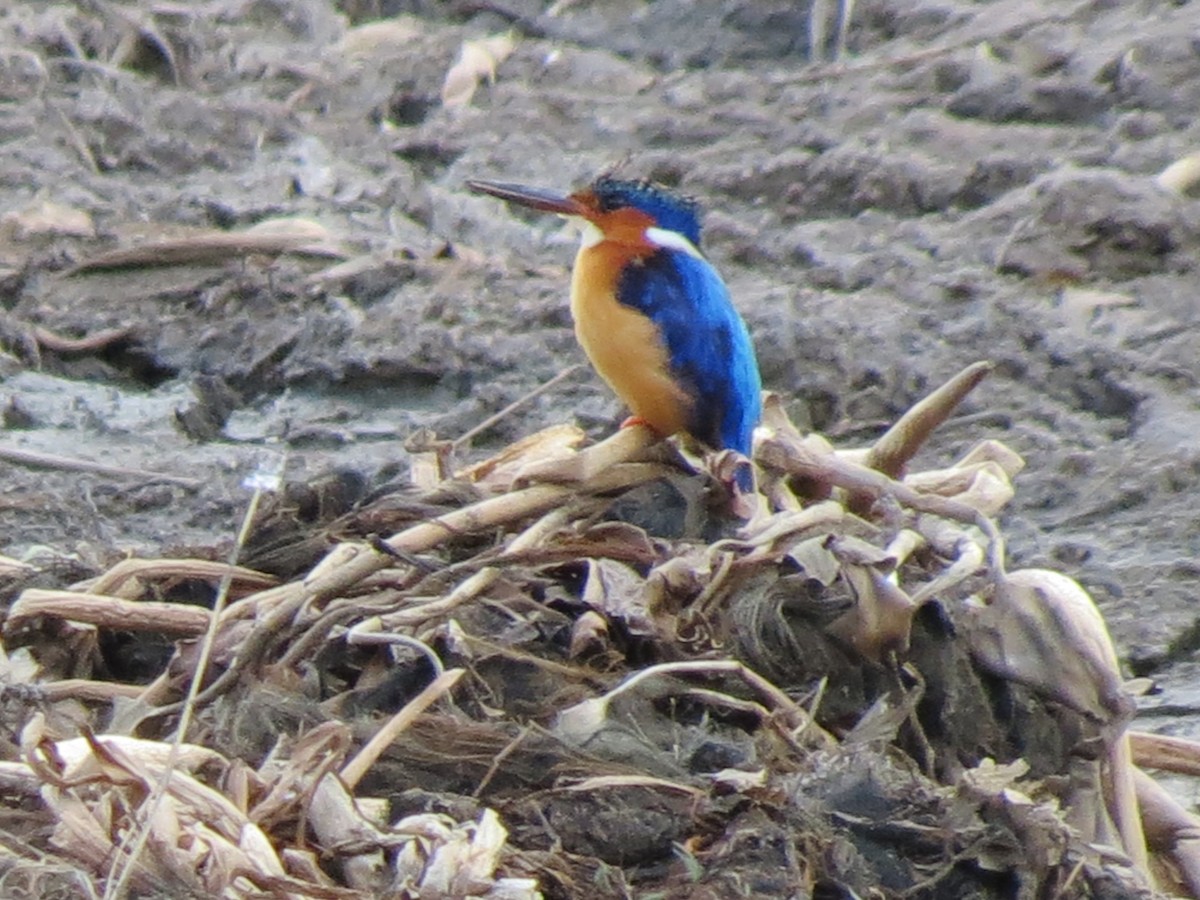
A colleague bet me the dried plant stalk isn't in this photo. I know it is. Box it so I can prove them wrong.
[1136,767,1200,896]
[7,589,210,636]
[340,668,465,790]
[866,360,993,477]
[303,430,661,602]
[757,424,1003,556]
[1130,731,1200,777]
[41,679,146,703]
[85,558,276,598]
[0,446,203,488]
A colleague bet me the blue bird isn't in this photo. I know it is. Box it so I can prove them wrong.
[467,175,762,469]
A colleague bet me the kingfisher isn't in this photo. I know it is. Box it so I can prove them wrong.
[467,175,762,479]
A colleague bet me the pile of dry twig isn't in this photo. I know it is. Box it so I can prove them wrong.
[0,361,1196,899]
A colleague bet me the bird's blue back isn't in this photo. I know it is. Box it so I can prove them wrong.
[616,247,761,455]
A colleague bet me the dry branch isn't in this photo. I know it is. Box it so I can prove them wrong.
[33,325,133,354]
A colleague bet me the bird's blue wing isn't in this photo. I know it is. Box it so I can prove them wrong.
[616,249,761,453]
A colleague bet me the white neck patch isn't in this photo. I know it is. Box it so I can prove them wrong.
[645,226,704,259]
[565,218,704,257]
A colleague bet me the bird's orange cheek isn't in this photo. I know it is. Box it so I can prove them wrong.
[586,208,657,249]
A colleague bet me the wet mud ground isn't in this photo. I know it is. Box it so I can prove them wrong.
[1,0,1199,893]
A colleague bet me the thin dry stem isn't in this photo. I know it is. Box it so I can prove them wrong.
[340,668,465,790]
[758,428,1007,573]
[453,364,586,450]
[33,325,133,354]
[596,659,832,745]
[559,774,704,796]
[103,469,273,900]
[302,429,660,603]
[65,232,344,275]
[377,567,501,629]
[0,446,203,488]
[41,680,145,703]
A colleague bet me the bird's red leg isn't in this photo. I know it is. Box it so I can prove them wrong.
[619,415,659,433]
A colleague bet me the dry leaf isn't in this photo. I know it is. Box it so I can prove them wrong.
[581,558,658,637]
[965,570,1148,873]
[826,563,917,659]
[1156,152,1200,194]
[333,17,423,59]
[1,200,94,239]
[420,808,506,894]
[569,609,610,659]
[965,569,1129,723]
[457,423,586,489]
[441,32,517,109]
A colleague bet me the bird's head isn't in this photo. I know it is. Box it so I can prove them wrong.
[467,176,703,254]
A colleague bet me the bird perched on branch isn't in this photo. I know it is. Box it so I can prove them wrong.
[467,175,762,483]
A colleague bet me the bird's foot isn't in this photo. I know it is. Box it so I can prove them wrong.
[619,415,658,433]
[710,449,760,520]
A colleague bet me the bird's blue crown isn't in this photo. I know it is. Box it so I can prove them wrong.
[591,177,703,248]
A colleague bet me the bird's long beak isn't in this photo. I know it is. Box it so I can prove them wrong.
[466,179,585,216]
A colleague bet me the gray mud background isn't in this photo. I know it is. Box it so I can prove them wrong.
[1,0,1199,876]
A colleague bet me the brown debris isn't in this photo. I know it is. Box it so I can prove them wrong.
[0,363,1187,898]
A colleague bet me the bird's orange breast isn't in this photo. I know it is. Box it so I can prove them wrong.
[570,241,692,437]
